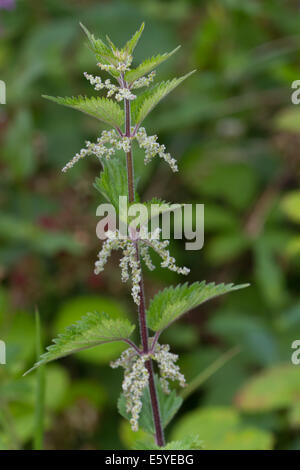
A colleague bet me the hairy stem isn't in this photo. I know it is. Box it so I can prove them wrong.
[124,96,165,447]
[125,99,135,203]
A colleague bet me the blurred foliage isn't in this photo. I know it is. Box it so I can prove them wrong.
[0,0,300,450]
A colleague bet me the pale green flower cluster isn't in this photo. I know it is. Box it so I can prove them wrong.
[97,55,133,73]
[131,71,156,89]
[111,342,186,431]
[62,126,177,173]
[61,130,131,172]
[94,228,189,305]
[136,127,178,172]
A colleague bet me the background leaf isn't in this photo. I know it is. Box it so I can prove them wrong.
[26,311,135,374]
[171,406,273,450]
[235,364,300,412]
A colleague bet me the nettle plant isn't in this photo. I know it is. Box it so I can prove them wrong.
[26,23,248,449]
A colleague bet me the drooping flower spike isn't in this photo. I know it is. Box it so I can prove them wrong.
[61,127,178,173]
[94,228,190,306]
[111,342,186,431]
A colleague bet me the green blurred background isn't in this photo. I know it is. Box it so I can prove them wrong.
[0,0,300,450]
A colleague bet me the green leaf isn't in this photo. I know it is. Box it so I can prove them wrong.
[80,23,115,64]
[125,46,181,84]
[118,375,183,434]
[0,214,82,256]
[42,95,124,129]
[119,420,150,449]
[25,312,135,375]
[105,35,118,54]
[171,406,273,450]
[281,190,300,224]
[274,106,300,133]
[123,22,145,55]
[131,71,195,126]
[254,237,286,308]
[235,364,300,412]
[147,281,249,332]
[94,154,128,211]
[80,23,121,79]
[134,435,203,450]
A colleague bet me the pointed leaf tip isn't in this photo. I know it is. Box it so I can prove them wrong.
[131,70,196,126]
[24,311,135,375]
[147,281,249,332]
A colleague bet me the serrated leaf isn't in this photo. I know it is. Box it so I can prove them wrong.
[123,22,145,55]
[105,35,118,54]
[147,281,249,332]
[24,312,135,375]
[134,435,203,450]
[80,23,115,64]
[288,401,300,428]
[118,374,183,434]
[125,46,181,84]
[235,364,300,412]
[94,154,128,211]
[131,71,195,126]
[43,95,124,129]
[126,198,182,228]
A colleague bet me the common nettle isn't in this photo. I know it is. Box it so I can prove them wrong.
[26,23,248,449]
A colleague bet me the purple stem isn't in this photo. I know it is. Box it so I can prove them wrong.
[123,86,165,447]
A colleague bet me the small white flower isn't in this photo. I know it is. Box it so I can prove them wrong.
[152,343,186,392]
[136,127,178,172]
[111,342,186,431]
[132,71,156,89]
[94,229,189,304]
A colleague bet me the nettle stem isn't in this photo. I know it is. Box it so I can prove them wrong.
[124,95,165,447]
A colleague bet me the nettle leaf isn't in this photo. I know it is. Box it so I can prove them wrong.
[80,23,115,64]
[131,71,195,126]
[24,312,135,375]
[94,154,128,211]
[126,198,182,228]
[43,95,124,129]
[125,47,181,84]
[134,435,203,450]
[147,282,249,332]
[123,22,145,55]
[171,406,273,450]
[118,375,183,434]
